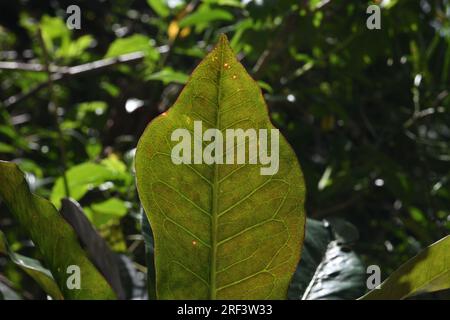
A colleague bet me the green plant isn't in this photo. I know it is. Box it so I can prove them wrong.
[1,35,449,300]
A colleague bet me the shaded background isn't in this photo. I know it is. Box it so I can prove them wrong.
[0,0,449,299]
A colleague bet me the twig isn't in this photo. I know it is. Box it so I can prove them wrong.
[37,28,70,198]
[2,51,145,108]
[0,61,67,73]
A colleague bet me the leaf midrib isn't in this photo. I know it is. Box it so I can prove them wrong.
[209,40,224,300]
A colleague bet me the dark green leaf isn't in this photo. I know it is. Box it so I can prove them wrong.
[116,254,147,300]
[288,219,330,299]
[288,218,366,300]
[60,198,125,299]
[301,240,365,300]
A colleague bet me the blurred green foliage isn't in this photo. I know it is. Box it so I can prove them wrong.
[0,0,449,299]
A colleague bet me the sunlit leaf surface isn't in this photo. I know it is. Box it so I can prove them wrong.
[136,35,306,299]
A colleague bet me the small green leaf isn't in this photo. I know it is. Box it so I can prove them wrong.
[0,142,15,154]
[0,230,63,300]
[179,5,233,28]
[85,198,128,227]
[39,15,70,54]
[105,35,159,61]
[135,35,306,299]
[101,155,128,173]
[147,0,170,18]
[57,35,93,60]
[256,80,273,94]
[147,67,189,84]
[360,235,450,300]
[51,161,128,208]
[0,161,116,299]
[203,0,244,8]
[76,101,108,120]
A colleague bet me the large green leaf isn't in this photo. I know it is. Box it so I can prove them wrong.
[135,35,306,299]
[105,34,159,61]
[0,161,116,299]
[360,235,450,300]
[0,230,63,300]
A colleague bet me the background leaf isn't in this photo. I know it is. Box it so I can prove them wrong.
[301,241,365,300]
[60,198,125,299]
[179,4,233,30]
[116,254,148,300]
[105,35,159,61]
[0,230,63,300]
[147,0,170,18]
[50,161,129,208]
[0,282,22,300]
[146,67,189,85]
[85,198,128,228]
[288,218,366,300]
[0,161,116,299]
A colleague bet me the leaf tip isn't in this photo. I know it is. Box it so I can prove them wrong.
[218,33,230,47]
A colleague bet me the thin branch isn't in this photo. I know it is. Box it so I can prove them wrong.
[2,51,145,108]
[0,61,67,73]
